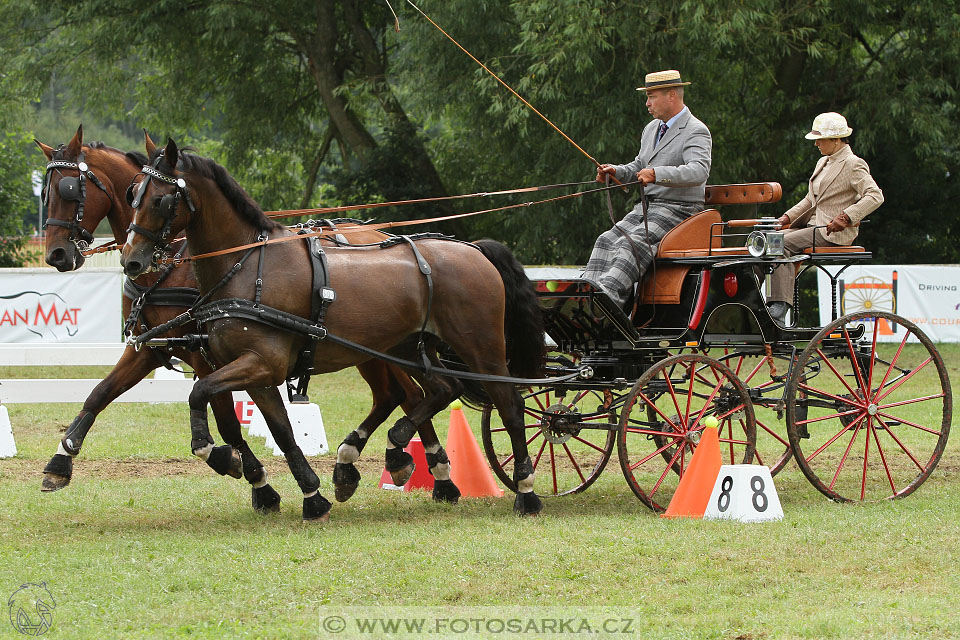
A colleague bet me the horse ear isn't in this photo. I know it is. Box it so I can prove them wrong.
[164,138,179,167]
[35,140,54,160]
[144,129,156,156]
[67,124,83,155]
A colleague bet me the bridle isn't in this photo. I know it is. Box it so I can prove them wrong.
[42,145,111,251]
[126,151,196,264]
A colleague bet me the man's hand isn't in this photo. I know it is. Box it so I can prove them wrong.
[636,168,656,185]
[596,164,617,183]
[776,214,791,229]
[825,213,851,235]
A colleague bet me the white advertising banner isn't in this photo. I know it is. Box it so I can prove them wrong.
[0,268,124,343]
[817,264,960,342]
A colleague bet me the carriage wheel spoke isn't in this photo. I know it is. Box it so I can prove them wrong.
[828,422,864,491]
[562,442,587,483]
[806,413,867,464]
[870,420,897,495]
[874,415,924,471]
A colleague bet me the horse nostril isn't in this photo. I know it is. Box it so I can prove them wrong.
[46,247,66,267]
[124,260,142,276]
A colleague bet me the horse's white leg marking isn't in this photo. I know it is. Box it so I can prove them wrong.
[56,443,73,457]
[517,473,535,493]
[194,443,214,461]
[337,443,360,464]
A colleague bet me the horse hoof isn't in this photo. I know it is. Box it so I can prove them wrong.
[252,484,281,514]
[41,454,73,492]
[513,491,542,516]
[389,463,415,487]
[432,479,461,504]
[207,445,243,478]
[226,448,243,479]
[41,473,70,492]
[303,493,332,522]
[332,463,361,503]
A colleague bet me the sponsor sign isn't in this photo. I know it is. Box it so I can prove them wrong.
[818,264,960,342]
[0,268,124,343]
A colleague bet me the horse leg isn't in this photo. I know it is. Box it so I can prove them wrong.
[245,386,330,522]
[189,354,280,513]
[384,351,462,490]
[332,361,406,502]
[395,356,462,503]
[187,352,330,522]
[485,381,542,516]
[42,346,159,492]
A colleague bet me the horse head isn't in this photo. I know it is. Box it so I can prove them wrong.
[35,124,145,271]
[121,138,196,278]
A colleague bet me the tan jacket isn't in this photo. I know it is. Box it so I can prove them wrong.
[783,144,884,246]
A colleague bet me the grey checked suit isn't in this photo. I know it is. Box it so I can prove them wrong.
[583,108,712,307]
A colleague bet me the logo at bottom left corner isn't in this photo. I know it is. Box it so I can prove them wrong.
[8,582,56,636]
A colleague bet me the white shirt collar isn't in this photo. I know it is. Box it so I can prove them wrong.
[662,105,689,130]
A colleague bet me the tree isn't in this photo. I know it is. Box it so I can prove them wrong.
[395,0,960,262]
[0,0,453,220]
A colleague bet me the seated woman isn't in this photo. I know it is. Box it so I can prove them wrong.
[767,112,884,324]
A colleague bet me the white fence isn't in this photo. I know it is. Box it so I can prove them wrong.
[0,342,296,404]
[0,342,328,456]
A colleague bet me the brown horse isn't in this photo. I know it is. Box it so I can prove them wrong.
[37,126,453,511]
[120,138,546,521]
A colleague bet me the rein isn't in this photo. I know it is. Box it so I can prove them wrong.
[155,179,639,266]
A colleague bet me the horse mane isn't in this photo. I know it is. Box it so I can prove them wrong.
[149,148,281,232]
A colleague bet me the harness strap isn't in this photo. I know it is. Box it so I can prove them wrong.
[165,298,582,386]
[399,236,435,373]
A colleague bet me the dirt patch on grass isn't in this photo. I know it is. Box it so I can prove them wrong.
[0,455,389,483]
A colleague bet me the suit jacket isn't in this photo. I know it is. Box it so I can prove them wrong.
[783,144,884,245]
[613,107,712,203]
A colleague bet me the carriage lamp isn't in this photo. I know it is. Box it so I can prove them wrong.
[745,218,785,258]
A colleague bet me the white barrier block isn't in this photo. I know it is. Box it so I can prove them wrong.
[704,464,783,523]
[234,400,327,456]
[285,403,328,456]
[0,405,15,458]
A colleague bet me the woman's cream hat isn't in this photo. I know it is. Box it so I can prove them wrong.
[805,112,853,139]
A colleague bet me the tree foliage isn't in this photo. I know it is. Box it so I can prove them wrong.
[0,0,956,264]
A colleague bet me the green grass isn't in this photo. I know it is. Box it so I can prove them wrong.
[1,350,959,639]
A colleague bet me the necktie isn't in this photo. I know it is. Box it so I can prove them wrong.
[657,122,668,145]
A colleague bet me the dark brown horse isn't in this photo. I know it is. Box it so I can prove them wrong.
[37,126,453,511]
[120,138,546,520]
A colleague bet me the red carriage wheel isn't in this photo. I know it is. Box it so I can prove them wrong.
[785,311,951,502]
[713,351,795,475]
[617,354,756,512]
[481,385,617,496]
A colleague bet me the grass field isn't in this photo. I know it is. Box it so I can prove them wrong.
[1,347,959,639]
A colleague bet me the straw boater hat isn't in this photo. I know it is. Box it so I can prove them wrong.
[636,69,691,92]
[805,112,853,139]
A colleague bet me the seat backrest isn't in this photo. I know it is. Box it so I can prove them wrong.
[656,209,722,257]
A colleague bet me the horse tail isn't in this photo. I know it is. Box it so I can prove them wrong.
[473,239,546,379]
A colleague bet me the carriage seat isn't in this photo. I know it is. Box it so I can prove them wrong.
[637,183,782,305]
[802,245,867,255]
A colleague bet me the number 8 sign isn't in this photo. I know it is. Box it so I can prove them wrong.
[704,465,784,522]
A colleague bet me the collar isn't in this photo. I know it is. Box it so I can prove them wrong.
[661,105,689,130]
[825,143,852,163]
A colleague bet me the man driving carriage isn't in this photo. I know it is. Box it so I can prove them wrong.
[584,69,712,309]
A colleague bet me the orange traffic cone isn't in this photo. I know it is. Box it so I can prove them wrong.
[446,403,504,498]
[661,425,722,519]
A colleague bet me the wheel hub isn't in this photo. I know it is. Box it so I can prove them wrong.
[539,403,579,444]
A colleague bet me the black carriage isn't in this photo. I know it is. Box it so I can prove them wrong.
[480,183,952,510]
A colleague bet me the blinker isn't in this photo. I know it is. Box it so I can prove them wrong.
[58,176,80,201]
[159,193,178,219]
[128,179,148,208]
